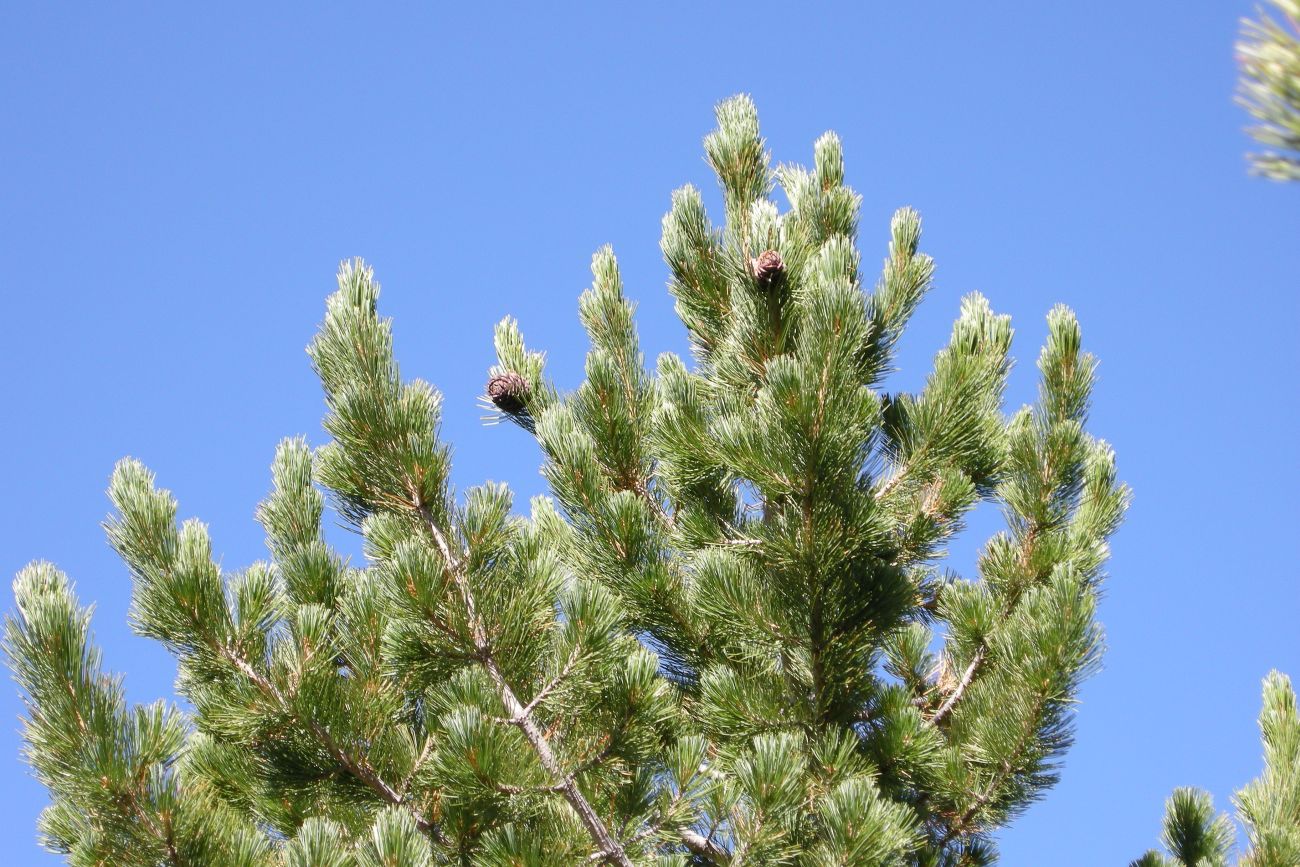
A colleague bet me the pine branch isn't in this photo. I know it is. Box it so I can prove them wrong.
[8,565,208,866]
[216,631,449,845]
[110,761,186,866]
[106,463,445,847]
[936,685,1052,848]
[413,500,635,867]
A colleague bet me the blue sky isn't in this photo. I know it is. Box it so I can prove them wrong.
[2,3,1297,863]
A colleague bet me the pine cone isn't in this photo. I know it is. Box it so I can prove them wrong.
[751,249,784,283]
[486,372,529,414]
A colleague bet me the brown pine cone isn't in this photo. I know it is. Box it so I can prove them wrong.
[486,372,529,414]
[751,249,785,283]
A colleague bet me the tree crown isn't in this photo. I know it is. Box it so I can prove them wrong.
[8,96,1132,866]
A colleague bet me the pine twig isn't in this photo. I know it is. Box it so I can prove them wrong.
[402,735,437,797]
[931,648,984,725]
[516,643,583,721]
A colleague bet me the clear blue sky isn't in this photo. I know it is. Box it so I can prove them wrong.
[2,3,1296,863]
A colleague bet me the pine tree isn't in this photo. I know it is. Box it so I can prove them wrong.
[7,96,1130,866]
[1131,672,1300,867]
[1238,0,1300,181]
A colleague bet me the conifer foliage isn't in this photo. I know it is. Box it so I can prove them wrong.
[1238,0,1300,180]
[1132,672,1300,867]
[9,97,1132,865]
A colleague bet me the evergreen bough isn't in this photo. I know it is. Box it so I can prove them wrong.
[8,96,1135,865]
[1132,672,1300,867]
[1238,0,1300,181]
